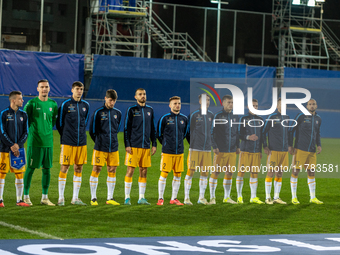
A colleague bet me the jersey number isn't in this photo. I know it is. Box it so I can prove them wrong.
[163,163,166,169]
[96,157,100,164]
[0,163,6,170]
[64,156,69,163]
[129,158,132,164]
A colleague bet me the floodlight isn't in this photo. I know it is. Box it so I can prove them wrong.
[292,0,301,5]
[210,0,229,4]
[307,0,315,6]
[315,0,325,2]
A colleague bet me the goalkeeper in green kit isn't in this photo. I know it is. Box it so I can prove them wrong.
[23,79,58,206]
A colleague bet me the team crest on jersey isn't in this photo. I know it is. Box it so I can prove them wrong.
[82,108,86,112]
[209,118,211,121]
[316,120,318,124]
[114,115,117,119]
[20,117,23,121]
[147,112,151,116]
[180,120,184,124]
[49,108,52,111]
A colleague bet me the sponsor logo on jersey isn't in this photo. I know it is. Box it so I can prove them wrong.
[36,108,41,110]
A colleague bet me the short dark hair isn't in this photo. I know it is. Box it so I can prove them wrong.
[169,96,181,102]
[9,91,22,101]
[222,95,232,102]
[72,81,84,89]
[252,99,258,103]
[135,88,145,94]
[106,89,118,100]
[37,79,48,86]
[198,93,210,99]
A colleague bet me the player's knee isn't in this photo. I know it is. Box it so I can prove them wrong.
[74,164,83,173]
[61,165,70,173]
[107,166,117,173]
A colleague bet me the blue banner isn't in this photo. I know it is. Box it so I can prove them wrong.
[10,148,26,170]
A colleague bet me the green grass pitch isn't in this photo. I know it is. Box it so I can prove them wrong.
[0,132,339,239]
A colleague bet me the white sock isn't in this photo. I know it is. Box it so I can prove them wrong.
[58,176,67,201]
[184,175,192,200]
[42,194,48,200]
[0,178,4,200]
[209,177,218,200]
[107,176,116,200]
[15,178,24,202]
[223,178,232,199]
[290,176,298,199]
[308,178,316,199]
[274,180,282,199]
[90,176,98,200]
[199,176,208,199]
[265,179,272,199]
[171,176,181,200]
[139,181,146,200]
[249,177,258,199]
[158,176,166,199]
[125,181,132,199]
[236,176,243,198]
[72,175,82,201]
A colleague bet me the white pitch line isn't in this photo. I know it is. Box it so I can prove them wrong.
[0,221,63,240]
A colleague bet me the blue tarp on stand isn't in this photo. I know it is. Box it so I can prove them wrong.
[0,50,84,97]
[87,55,254,102]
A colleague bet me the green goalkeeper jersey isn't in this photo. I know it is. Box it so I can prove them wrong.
[24,97,58,147]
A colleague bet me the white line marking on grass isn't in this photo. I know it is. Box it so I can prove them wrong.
[0,221,64,240]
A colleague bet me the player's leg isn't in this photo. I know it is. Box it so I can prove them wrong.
[158,153,169,205]
[198,151,211,205]
[273,152,287,204]
[90,165,102,205]
[124,147,138,205]
[184,151,195,205]
[14,172,29,206]
[208,152,221,205]
[71,145,87,205]
[90,150,105,205]
[137,148,151,205]
[265,152,275,204]
[249,153,264,204]
[291,149,303,204]
[236,152,245,203]
[170,154,184,205]
[0,172,6,207]
[106,151,119,205]
[223,153,237,204]
[58,145,73,206]
[41,147,55,206]
[24,146,40,205]
[307,153,323,204]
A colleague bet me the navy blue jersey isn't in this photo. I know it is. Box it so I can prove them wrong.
[56,97,90,146]
[124,104,157,149]
[288,113,321,152]
[262,110,290,152]
[211,109,239,153]
[0,106,28,152]
[157,112,188,154]
[187,109,214,151]
[238,113,263,153]
[89,105,122,153]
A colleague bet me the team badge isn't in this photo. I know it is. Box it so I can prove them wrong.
[49,107,52,111]
[20,117,23,121]
[147,112,151,116]
[83,108,86,111]
[209,118,211,121]
[316,121,318,124]
[180,120,184,124]
[114,115,117,119]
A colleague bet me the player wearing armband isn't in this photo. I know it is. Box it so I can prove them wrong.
[236,99,264,204]
[56,82,90,206]
[23,80,58,206]
[288,99,323,204]
[89,89,122,206]
[156,96,188,206]
[0,91,29,207]
[262,98,289,205]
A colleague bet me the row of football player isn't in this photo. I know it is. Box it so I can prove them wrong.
[0,81,322,207]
